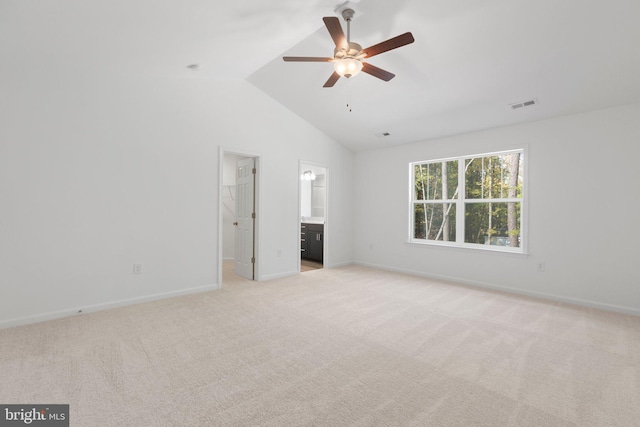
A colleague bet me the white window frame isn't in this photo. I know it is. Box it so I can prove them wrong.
[409,148,527,254]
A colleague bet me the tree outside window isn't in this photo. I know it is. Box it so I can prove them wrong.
[411,150,524,251]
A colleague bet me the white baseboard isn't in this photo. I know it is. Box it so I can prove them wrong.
[260,261,353,280]
[326,260,353,269]
[259,270,299,281]
[0,283,220,330]
[353,261,640,317]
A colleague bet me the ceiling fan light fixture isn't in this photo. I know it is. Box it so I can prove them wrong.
[283,10,414,87]
[334,57,363,78]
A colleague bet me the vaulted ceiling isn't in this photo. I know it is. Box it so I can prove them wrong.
[3,0,640,152]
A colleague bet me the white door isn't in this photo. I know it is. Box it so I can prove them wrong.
[234,158,255,280]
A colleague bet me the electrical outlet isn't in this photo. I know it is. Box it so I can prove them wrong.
[133,263,143,275]
[537,262,545,272]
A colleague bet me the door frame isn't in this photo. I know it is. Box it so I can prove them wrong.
[218,147,261,286]
[298,160,328,272]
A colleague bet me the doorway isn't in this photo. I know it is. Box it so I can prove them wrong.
[299,162,327,272]
[219,149,260,286]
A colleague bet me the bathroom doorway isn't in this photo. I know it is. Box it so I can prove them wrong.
[299,162,327,272]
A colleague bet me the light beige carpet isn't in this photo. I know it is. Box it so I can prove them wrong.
[1,264,639,426]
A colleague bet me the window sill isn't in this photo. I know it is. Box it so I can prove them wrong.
[406,239,529,256]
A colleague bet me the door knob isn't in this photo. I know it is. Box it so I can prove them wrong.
[233,222,238,226]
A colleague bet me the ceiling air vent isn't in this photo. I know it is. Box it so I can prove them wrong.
[509,98,538,110]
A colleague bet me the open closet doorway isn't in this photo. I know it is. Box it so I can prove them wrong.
[220,150,260,286]
[299,162,327,272]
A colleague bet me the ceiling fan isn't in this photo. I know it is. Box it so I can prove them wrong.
[283,6,415,88]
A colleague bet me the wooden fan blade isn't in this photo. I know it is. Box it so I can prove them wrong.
[283,56,333,62]
[323,71,341,88]
[361,32,415,58]
[323,17,347,50]
[362,62,395,81]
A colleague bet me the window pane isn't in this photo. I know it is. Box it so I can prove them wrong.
[465,153,523,199]
[414,203,456,241]
[414,161,459,200]
[465,202,521,247]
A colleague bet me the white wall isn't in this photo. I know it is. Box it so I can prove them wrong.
[354,102,640,314]
[0,72,354,327]
[4,68,637,328]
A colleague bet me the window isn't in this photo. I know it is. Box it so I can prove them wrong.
[410,149,525,252]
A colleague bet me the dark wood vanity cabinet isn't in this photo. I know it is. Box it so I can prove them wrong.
[301,223,323,263]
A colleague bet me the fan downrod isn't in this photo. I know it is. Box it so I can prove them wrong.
[342,8,355,42]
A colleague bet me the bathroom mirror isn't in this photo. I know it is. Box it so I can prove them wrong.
[300,165,326,222]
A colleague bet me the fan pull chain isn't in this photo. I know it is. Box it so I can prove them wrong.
[346,80,353,112]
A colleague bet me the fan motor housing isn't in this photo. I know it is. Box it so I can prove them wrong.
[334,42,362,59]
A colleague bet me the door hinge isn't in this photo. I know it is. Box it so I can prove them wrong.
[251,212,255,219]
[252,167,256,174]
[251,257,255,264]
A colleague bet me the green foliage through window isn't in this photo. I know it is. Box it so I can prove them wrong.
[411,150,524,250]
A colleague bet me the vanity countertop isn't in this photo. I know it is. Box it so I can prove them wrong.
[301,218,324,225]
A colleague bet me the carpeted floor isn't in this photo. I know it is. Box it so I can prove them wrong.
[1,264,639,426]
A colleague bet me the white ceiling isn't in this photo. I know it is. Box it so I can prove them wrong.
[3,0,640,152]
